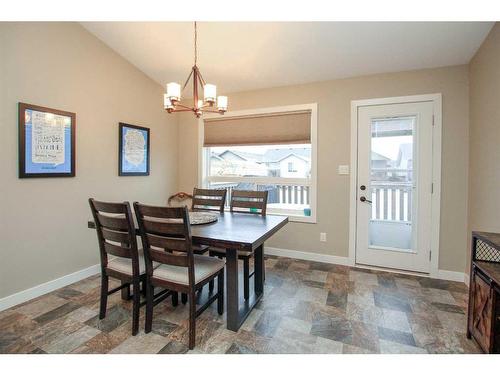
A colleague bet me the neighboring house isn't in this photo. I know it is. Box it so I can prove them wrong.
[261,148,311,178]
[371,151,391,181]
[370,144,413,182]
[211,147,311,178]
[395,143,413,181]
[210,150,267,176]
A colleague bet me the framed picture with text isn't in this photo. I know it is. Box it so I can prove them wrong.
[18,102,76,178]
[118,122,150,176]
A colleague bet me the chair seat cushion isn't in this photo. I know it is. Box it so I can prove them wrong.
[107,249,157,276]
[208,247,253,259]
[153,255,225,285]
[107,252,146,276]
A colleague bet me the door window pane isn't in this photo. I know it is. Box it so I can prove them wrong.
[369,117,415,251]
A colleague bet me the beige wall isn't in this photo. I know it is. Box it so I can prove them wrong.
[0,23,178,298]
[178,65,470,273]
[469,24,500,238]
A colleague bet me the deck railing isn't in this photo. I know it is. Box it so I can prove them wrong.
[370,182,412,222]
[209,180,410,221]
[221,184,310,207]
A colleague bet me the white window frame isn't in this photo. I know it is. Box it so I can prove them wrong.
[198,103,318,223]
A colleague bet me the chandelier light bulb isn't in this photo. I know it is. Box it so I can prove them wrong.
[164,94,174,112]
[166,82,181,102]
[204,84,217,104]
[217,96,228,112]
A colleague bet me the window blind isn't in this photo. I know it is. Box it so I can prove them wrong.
[203,110,311,147]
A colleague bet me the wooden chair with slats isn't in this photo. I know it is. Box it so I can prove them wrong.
[174,188,227,303]
[133,203,225,349]
[192,187,227,213]
[208,190,268,300]
[89,198,146,336]
[167,191,207,257]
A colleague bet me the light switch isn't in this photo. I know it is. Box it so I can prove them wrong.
[338,165,349,175]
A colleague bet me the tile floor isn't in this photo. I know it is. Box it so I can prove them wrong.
[0,256,482,354]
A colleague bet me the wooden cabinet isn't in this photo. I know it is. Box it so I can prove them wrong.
[467,232,500,353]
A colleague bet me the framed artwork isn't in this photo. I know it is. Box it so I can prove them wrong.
[118,122,150,176]
[18,102,76,178]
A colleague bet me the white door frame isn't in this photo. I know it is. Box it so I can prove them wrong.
[349,94,442,278]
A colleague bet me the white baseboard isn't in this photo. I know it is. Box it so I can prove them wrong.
[265,246,467,284]
[0,264,101,312]
[265,246,354,267]
[437,269,469,284]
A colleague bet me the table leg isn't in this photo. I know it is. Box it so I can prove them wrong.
[254,244,264,294]
[226,248,239,331]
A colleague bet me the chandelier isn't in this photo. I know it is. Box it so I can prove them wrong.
[164,22,228,118]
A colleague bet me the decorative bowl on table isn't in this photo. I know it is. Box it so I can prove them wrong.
[188,211,218,225]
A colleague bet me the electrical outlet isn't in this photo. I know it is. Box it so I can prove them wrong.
[320,232,327,242]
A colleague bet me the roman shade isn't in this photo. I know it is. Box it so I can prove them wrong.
[203,110,312,147]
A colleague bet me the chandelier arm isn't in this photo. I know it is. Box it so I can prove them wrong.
[204,109,224,114]
[173,103,193,110]
[199,102,214,109]
[195,66,207,86]
[170,108,196,113]
[181,69,194,92]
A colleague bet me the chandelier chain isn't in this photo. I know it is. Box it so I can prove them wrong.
[194,21,197,66]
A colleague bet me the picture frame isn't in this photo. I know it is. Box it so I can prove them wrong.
[118,122,150,176]
[18,102,76,178]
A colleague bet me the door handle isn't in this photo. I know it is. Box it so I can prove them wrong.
[360,196,372,204]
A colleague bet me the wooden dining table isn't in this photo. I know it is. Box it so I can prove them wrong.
[88,211,288,331]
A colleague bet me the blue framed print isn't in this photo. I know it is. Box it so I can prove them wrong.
[118,123,150,176]
[18,103,76,178]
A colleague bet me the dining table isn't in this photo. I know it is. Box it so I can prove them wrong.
[88,211,288,331]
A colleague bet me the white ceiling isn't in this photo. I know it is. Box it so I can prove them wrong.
[82,22,493,94]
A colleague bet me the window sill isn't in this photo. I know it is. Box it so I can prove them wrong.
[268,211,317,224]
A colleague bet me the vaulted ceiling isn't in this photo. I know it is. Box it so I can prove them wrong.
[82,22,493,94]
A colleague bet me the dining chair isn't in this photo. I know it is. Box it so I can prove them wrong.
[208,190,268,300]
[175,188,227,302]
[192,187,227,213]
[167,191,207,256]
[88,198,146,336]
[133,203,225,349]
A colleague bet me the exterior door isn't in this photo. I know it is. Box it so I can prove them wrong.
[355,101,434,273]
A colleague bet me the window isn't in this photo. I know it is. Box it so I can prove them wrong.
[200,104,317,222]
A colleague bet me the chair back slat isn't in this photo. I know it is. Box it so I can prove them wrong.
[147,233,187,252]
[91,200,128,214]
[89,198,140,276]
[142,219,186,236]
[138,205,187,219]
[192,188,227,213]
[96,213,129,231]
[149,248,189,267]
[192,198,224,207]
[230,190,268,216]
[101,227,130,244]
[134,203,194,279]
[104,242,133,258]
